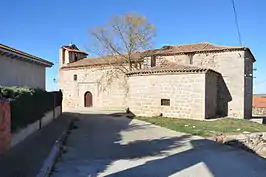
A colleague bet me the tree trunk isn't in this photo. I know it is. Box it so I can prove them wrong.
[129,60,132,72]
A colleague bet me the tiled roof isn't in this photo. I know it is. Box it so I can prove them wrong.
[62,46,88,55]
[63,55,119,68]
[253,95,266,108]
[143,42,248,56]
[62,44,79,50]
[62,42,254,69]
[63,53,143,68]
[126,62,213,76]
[62,44,88,54]
[0,44,53,67]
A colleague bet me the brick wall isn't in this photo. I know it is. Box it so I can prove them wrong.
[0,100,11,154]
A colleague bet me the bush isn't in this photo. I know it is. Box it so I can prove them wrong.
[0,86,62,132]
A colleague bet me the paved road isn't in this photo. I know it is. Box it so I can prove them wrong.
[51,111,266,177]
[0,115,71,177]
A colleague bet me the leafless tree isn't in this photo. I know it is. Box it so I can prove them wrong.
[89,13,156,73]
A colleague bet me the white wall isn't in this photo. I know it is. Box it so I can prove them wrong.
[59,67,128,110]
[0,55,46,89]
[11,106,62,147]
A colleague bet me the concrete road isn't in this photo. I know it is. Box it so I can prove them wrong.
[0,115,70,177]
[50,111,266,177]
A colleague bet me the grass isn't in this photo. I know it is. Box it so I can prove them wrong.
[134,117,266,137]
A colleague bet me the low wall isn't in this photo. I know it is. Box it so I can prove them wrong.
[252,107,266,116]
[0,100,11,155]
[41,110,54,128]
[11,106,62,147]
[11,121,39,147]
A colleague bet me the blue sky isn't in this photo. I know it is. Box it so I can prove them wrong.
[0,0,265,93]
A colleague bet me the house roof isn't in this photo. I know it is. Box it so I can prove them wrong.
[62,53,142,69]
[0,44,53,67]
[126,62,216,76]
[62,42,255,69]
[253,95,266,108]
[62,44,88,55]
[143,42,250,56]
[66,55,115,67]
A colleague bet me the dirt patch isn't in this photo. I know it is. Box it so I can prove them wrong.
[212,132,266,158]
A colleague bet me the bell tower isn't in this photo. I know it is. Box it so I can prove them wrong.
[59,43,88,68]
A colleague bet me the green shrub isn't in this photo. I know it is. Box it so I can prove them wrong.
[0,86,62,132]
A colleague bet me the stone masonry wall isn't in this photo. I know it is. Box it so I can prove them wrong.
[252,107,266,116]
[59,67,128,110]
[144,51,250,118]
[128,73,206,119]
[60,50,253,119]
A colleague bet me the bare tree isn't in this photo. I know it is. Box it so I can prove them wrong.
[89,13,156,73]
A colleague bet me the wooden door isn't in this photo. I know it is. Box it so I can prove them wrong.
[84,91,93,107]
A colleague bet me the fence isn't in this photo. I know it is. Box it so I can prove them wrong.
[0,89,63,154]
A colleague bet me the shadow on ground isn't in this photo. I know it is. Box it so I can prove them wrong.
[0,114,71,177]
[51,112,266,177]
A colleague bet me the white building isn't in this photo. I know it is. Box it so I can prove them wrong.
[0,44,53,89]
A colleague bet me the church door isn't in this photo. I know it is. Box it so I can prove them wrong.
[84,91,93,107]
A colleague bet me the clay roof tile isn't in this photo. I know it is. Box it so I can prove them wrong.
[62,42,254,69]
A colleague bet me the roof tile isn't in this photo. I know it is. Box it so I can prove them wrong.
[62,42,252,69]
[127,62,212,76]
[253,95,266,108]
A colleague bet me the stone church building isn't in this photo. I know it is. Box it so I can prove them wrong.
[58,42,255,119]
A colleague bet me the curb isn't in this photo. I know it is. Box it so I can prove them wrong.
[36,118,73,177]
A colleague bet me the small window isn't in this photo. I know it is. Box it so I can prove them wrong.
[189,54,193,64]
[161,99,170,106]
[74,53,78,61]
[151,56,156,67]
[73,74,77,81]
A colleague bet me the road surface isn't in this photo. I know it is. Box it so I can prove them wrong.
[50,111,266,177]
